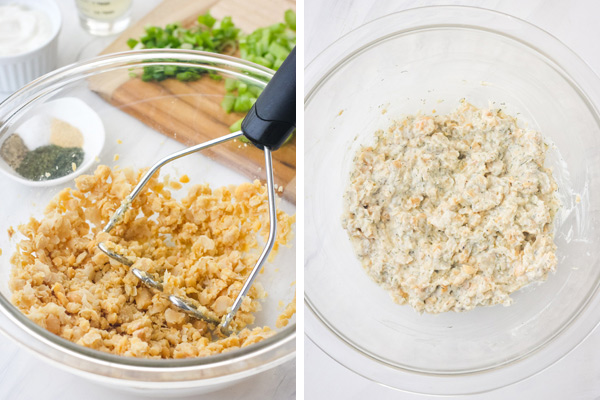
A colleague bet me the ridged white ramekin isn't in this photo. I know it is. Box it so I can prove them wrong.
[0,0,61,93]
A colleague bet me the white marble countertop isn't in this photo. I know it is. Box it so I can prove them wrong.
[305,0,600,399]
[0,1,294,399]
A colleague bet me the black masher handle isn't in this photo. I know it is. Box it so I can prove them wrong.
[241,47,296,150]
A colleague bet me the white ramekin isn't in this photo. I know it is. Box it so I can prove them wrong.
[0,0,62,93]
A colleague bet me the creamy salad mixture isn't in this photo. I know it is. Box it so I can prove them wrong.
[342,102,560,313]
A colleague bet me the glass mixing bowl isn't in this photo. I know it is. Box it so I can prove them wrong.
[0,50,295,396]
[305,6,600,395]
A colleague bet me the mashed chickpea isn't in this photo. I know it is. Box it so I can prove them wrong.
[9,165,294,358]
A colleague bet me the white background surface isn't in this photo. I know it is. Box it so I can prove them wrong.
[305,1,600,399]
[0,1,295,399]
[4,1,600,399]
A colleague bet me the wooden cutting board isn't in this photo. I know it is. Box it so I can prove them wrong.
[91,0,296,201]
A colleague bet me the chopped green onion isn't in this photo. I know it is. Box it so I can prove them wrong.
[127,38,138,49]
[128,10,296,146]
[221,95,235,113]
[233,94,254,113]
[197,12,216,28]
[237,82,248,94]
[225,78,237,92]
[230,117,244,133]
[164,65,177,76]
[268,42,289,60]
[248,86,262,97]
[176,71,199,81]
[284,9,296,30]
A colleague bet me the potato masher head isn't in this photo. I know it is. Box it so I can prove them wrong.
[98,48,296,336]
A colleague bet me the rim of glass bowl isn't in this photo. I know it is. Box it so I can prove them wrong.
[304,5,600,395]
[0,49,295,383]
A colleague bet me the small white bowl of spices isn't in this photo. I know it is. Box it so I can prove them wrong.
[0,97,105,186]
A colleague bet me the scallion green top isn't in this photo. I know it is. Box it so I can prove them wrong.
[127,10,296,133]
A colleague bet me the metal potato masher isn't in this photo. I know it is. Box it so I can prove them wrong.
[98,48,296,336]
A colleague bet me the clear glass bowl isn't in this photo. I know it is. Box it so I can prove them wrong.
[305,6,600,395]
[0,50,295,396]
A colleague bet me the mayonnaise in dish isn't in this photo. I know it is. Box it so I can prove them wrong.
[0,4,53,57]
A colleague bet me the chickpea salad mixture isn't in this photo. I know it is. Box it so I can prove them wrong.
[9,165,295,358]
[342,101,560,313]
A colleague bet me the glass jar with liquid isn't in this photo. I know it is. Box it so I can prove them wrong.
[75,0,132,36]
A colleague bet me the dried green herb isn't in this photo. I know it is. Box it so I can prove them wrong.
[16,144,84,181]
